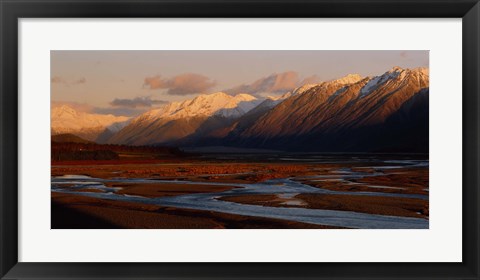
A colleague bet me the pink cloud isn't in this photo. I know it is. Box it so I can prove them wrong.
[225,71,306,95]
[143,73,216,95]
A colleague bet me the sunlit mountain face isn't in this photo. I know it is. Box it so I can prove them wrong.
[52,66,428,152]
[51,104,130,142]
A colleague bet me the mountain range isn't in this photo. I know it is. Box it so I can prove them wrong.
[51,66,429,152]
[51,105,129,142]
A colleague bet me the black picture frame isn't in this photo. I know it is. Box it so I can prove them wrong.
[1,0,479,279]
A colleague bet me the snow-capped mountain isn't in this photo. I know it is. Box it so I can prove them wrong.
[106,92,261,145]
[334,73,363,84]
[224,66,429,151]
[57,67,429,152]
[51,104,129,141]
[179,67,429,152]
[135,92,259,121]
[258,82,327,112]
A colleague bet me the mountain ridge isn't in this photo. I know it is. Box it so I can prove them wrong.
[51,105,130,141]
[52,66,429,152]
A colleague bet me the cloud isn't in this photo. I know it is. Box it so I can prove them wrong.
[167,74,216,95]
[90,96,169,117]
[225,71,303,95]
[143,75,166,89]
[51,76,87,86]
[110,96,168,108]
[143,73,216,95]
[92,107,146,117]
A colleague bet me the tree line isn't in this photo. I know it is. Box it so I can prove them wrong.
[51,141,184,161]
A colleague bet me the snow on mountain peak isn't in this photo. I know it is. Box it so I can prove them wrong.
[359,67,429,98]
[136,92,260,121]
[333,74,363,85]
[265,84,318,102]
[51,104,130,135]
[292,84,319,95]
[52,104,79,118]
[359,76,382,97]
[388,66,404,73]
[233,93,257,101]
[413,67,429,76]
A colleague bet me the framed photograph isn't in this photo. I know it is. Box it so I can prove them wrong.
[1,0,479,279]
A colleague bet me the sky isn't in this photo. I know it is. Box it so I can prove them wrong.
[51,50,429,116]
